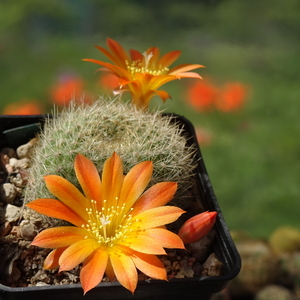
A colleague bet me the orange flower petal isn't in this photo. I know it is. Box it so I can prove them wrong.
[130,250,167,281]
[31,226,87,248]
[59,239,98,272]
[81,248,109,295]
[175,72,203,79]
[146,74,178,90]
[110,250,138,293]
[118,77,132,86]
[123,235,166,255]
[44,247,67,269]
[141,228,185,249]
[44,175,89,218]
[83,59,131,78]
[74,154,102,204]
[106,38,130,69]
[105,258,115,282]
[132,182,177,217]
[133,206,185,230]
[26,199,86,227]
[169,64,205,75]
[155,90,172,102]
[129,49,143,61]
[118,161,153,210]
[158,50,181,67]
[101,152,124,208]
[94,45,122,67]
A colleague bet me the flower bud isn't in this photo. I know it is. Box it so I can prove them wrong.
[178,211,217,244]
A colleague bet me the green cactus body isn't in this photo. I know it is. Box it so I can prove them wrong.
[24,98,197,215]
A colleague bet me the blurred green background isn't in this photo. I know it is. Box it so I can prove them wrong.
[0,0,299,238]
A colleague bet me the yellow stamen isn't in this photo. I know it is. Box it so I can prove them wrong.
[82,199,135,246]
[126,52,169,79]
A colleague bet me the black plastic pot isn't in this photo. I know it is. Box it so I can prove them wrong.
[0,114,241,300]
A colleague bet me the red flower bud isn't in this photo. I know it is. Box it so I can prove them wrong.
[178,211,217,244]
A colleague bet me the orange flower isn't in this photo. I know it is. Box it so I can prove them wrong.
[195,127,213,146]
[98,73,120,91]
[50,75,84,105]
[186,80,218,112]
[2,100,43,115]
[83,38,204,109]
[27,152,185,294]
[178,211,217,244]
[217,82,247,112]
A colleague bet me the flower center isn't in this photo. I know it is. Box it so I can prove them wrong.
[126,52,169,78]
[82,199,135,246]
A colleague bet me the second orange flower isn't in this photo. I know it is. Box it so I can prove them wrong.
[83,38,204,109]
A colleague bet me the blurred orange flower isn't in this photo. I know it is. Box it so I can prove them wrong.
[83,38,204,109]
[217,82,248,112]
[186,80,248,113]
[98,73,120,91]
[50,75,84,105]
[186,80,218,112]
[2,100,43,115]
[195,127,213,146]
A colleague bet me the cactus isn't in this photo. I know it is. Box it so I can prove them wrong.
[24,97,197,220]
[269,226,300,255]
[229,240,279,296]
[254,285,294,300]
